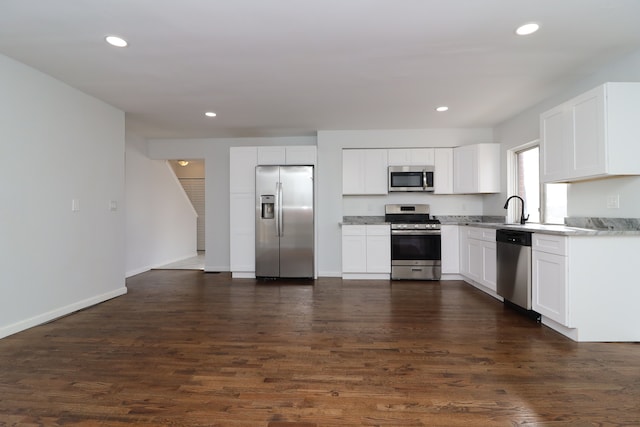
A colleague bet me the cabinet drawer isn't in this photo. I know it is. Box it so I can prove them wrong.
[342,225,366,236]
[533,233,567,256]
[366,224,390,236]
[466,227,496,242]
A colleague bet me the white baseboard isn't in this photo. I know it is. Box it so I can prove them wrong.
[126,266,151,278]
[231,272,256,279]
[205,265,228,272]
[318,270,342,277]
[0,287,128,339]
[342,273,390,280]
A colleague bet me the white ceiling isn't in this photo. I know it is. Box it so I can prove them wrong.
[1,0,640,139]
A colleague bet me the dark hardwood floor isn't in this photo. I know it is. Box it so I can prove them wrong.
[1,271,639,426]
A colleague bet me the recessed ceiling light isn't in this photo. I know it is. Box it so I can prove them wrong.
[515,23,540,36]
[105,35,128,47]
[435,106,449,112]
[205,111,217,117]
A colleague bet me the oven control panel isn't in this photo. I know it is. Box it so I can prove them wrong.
[391,223,441,230]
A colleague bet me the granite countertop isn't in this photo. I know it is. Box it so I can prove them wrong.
[341,215,640,236]
[453,217,640,236]
[341,216,388,225]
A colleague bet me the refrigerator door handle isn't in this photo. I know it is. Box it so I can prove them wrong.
[278,182,284,237]
[274,182,280,237]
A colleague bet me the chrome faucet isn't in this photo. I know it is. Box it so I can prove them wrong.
[503,195,529,225]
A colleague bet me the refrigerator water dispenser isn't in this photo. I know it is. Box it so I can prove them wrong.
[260,195,275,219]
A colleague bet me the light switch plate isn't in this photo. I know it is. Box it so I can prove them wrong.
[606,194,620,209]
[72,199,80,212]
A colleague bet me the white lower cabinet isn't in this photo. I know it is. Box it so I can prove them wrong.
[342,224,390,279]
[532,233,570,326]
[532,249,569,326]
[530,232,640,342]
[459,226,497,293]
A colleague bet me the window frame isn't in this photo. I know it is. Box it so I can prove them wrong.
[506,140,540,224]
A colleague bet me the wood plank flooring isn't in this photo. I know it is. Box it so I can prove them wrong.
[1,271,639,426]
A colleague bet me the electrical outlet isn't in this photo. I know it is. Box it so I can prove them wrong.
[606,194,620,209]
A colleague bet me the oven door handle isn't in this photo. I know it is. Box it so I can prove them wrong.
[391,230,441,235]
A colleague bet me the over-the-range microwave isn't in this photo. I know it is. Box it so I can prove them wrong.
[388,166,434,192]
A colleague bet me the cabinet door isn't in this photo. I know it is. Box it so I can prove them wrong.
[541,105,569,182]
[257,146,286,165]
[441,225,459,274]
[286,146,317,165]
[387,149,412,166]
[571,86,605,178]
[366,235,391,273]
[342,230,367,273]
[453,145,477,193]
[434,148,454,194]
[342,150,365,194]
[230,147,258,193]
[459,226,469,276]
[467,238,483,282]
[482,241,497,291]
[229,192,255,272]
[364,150,388,194]
[532,250,570,326]
[342,149,388,195]
[475,144,500,192]
[366,225,390,273]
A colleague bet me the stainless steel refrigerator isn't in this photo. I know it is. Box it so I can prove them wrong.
[255,165,314,278]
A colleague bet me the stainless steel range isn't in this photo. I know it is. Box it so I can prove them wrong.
[385,204,442,280]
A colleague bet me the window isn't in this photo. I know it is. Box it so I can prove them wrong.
[543,182,568,224]
[508,141,567,224]
[516,146,540,223]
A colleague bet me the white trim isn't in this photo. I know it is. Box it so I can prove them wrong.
[231,272,256,278]
[342,273,390,280]
[506,139,539,223]
[0,287,128,339]
[319,270,343,277]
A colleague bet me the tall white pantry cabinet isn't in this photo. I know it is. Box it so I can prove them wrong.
[229,146,317,278]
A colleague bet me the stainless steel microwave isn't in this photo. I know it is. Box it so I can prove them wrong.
[388,166,434,192]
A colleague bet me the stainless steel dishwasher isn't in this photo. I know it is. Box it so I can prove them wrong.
[496,229,534,311]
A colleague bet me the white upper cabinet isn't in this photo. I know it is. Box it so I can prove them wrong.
[285,146,317,165]
[257,146,317,165]
[387,148,435,166]
[541,82,640,183]
[342,149,388,195]
[453,143,500,194]
[434,148,454,194]
[257,146,286,165]
[229,146,258,193]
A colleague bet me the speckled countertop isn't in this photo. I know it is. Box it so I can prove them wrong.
[341,215,640,236]
[446,216,640,236]
[341,216,388,225]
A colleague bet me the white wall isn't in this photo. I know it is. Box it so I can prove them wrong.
[0,54,126,338]
[316,128,494,277]
[125,133,198,277]
[146,136,316,272]
[490,48,640,219]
